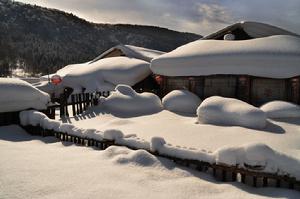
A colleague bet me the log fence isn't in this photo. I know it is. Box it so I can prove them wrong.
[58,91,110,117]
[21,124,300,192]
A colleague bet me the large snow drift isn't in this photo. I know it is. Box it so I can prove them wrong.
[151,35,300,78]
[103,85,162,116]
[0,78,50,112]
[59,57,151,93]
[162,90,201,114]
[260,101,300,118]
[197,96,267,129]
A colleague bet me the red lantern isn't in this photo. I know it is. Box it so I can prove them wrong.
[51,74,62,85]
[155,75,163,85]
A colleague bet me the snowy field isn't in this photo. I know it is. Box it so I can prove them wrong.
[64,108,300,160]
[1,125,299,199]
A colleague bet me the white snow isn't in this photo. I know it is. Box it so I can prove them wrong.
[19,109,300,179]
[197,96,267,129]
[260,101,300,118]
[59,57,151,93]
[214,143,300,178]
[0,78,50,112]
[3,126,298,198]
[162,90,201,114]
[151,35,300,78]
[103,85,162,116]
[90,44,165,63]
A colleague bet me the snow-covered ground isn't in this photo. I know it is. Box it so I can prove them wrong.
[64,108,300,160]
[1,125,299,199]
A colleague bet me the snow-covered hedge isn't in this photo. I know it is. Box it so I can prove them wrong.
[197,96,267,129]
[260,101,300,118]
[162,90,201,114]
[103,85,162,116]
[0,78,50,112]
[19,110,300,180]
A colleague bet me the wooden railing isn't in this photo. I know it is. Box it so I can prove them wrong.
[22,124,300,191]
[55,91,111,118]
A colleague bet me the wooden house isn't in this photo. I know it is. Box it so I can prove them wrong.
[151,22,300,105]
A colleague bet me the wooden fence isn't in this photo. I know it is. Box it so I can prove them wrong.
[22,125,300,191]
[58,91,110,117]
[0,111,21,126]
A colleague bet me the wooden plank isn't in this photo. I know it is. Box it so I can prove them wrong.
[78,94,83,114]
[76,94,80,115]
[71,95,76,116]
[82,93,87,110]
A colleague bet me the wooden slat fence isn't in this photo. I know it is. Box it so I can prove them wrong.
[22,125,300,191]
[59,91,111,117]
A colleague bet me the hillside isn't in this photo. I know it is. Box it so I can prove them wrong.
[0,0,201,75]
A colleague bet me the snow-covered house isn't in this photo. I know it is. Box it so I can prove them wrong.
[151,22,300,105]
[38,45,165,95]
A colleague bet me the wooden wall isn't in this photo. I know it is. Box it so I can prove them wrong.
[157,75,300,106]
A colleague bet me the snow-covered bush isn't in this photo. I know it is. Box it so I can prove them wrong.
[197,96,267,129]
[60,57,151,93]
[162,90,201,114]
[0,78,50,112]
[260,101,300,118]
[103,85,162,116]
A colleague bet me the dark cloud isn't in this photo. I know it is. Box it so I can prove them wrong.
[17,0,300,35]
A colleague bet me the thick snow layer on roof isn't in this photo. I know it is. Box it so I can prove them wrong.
[151,35,300,78]
[56,61,90,77]
[0,78,50,112]
[197,96,267,129]
[203,21,299,39]
[91,44,165,63]
[260,101,300,118]
[162,90,201,114]
[60,57,151,92]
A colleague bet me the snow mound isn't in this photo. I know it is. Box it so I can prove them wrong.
[103,146,159,167]
[103,85,162,116]
[214,143,300,178]
[60,57,151,93]
[162,90,201,114]
[0,78,50,112]
[197,96,267,129]
[260,101,300,118]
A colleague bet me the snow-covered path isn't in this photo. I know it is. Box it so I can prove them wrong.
[1,125,299,199]
[64,109,300,159]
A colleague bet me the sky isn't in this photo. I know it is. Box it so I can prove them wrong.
[17,0,300,36]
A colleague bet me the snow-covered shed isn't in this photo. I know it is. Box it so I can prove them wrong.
[90,44,165,63]
[151,32,300,105]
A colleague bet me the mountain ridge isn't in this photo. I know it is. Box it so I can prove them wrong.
[0,0,202,75]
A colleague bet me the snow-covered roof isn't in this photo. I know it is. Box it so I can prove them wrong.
[90,45,165,63]
[202,21,299,39]
[150,35,300,78]
[61,57,151,93]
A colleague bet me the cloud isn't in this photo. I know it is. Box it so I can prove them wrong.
[17,0,300,35]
